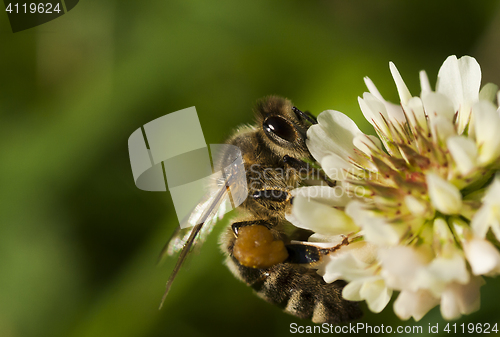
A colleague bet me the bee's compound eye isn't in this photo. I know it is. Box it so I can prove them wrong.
[263,116,296,143]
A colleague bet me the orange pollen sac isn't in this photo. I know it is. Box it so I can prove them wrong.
[232,225,289,269]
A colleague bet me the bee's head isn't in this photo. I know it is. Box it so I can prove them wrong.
[254,96,316,160]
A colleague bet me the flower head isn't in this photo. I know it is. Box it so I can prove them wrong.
[288,55,500,321]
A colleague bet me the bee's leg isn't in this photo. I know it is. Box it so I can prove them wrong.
[284,244,322,264]
[230,222,348,269]
[229,221,289,269]
[292,106,318,124]
[283,155,335,187]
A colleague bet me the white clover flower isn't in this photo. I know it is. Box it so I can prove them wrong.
[288,55,500,321]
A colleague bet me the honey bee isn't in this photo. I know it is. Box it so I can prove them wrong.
[160,96,362,323]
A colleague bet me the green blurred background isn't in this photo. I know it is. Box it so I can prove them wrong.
[1,1,500,336]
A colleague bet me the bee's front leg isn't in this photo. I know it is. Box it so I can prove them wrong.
[291,106,318,125]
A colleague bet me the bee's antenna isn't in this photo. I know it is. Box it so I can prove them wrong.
[292,106,318,125]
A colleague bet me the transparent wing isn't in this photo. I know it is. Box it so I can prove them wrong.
[157,185,230,263]
[158,181,231,308]
[158,144,248,308]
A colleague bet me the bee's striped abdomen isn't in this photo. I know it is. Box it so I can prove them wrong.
[225,256,362,324]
